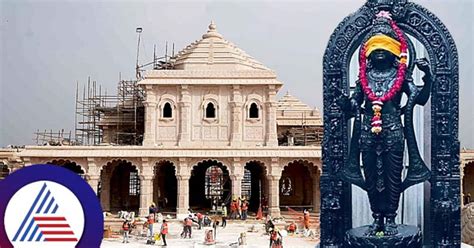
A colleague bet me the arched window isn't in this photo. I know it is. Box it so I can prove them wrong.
[129,171,140,196]
[205,102,216,118]
[249,103,259,118]
[205,166,223,199]
[241,169,252,200]
[163,102,172,118]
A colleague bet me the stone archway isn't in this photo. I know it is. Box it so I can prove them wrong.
[154,160,177,213]
[463,161,474,205]
[100,159,140,213]
[280,160,319,212]
[46,159,85,179]
[243,160,267,212]
[189,159,232,210]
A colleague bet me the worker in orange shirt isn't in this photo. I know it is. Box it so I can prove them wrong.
[160,219,168,246]
[303,209,310,229]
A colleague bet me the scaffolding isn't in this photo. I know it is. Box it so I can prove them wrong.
[34,129,76,146]
[74,78,145,146]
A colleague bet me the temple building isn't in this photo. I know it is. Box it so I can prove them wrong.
[0,22,323,218]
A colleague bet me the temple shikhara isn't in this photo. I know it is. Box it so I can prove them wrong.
[0,22,324,219]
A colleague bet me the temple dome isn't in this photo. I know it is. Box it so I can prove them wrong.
[170,21,270,71]
[276,92,322,126]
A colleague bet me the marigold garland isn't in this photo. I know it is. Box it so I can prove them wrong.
[359,14,408,134]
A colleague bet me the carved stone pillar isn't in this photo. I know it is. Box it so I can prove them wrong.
[100,172,111,211]
[143,86,157,146]
[139,176,153,217]
[176,158,190,218]
[267,158,281,217]
[87,158,100,195]
[311,169,321,213]
[139,159,154,217]
[267,175,281,217]
[178,85,192,146]
[176,175,190,217]
[87,176,100,195]
[231,158,244,199]
[230,85,243,147]
[265,86,278,147]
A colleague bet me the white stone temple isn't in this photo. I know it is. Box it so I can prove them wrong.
[0,22,323,219]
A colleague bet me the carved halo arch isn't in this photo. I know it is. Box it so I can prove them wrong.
[321,1,459,246]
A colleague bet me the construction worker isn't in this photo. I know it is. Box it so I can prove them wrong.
[287,222,297,234]
[241,200,249,220]
[185,217,193,238]
[197,212,203,229]
[147,214,155,238]
[303,209,310,229]
[221,203,227,227]
[160,219,168,246]
[122,220,130,243]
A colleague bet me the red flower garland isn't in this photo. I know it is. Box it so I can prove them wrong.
[359,18,408,134]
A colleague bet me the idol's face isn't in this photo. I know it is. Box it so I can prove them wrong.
[369,49,395,63]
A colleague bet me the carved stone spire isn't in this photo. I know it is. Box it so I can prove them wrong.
[202,21,223,39]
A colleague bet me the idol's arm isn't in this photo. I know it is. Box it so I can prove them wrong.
[415,58,432,105]
[336,81,364,114]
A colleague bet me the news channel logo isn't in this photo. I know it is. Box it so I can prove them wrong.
[0,164,103,247]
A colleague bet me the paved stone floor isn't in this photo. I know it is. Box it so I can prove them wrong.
[101,222,319,248]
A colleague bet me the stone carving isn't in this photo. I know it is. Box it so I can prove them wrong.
[335,11,432,236]
[322,0,460,246]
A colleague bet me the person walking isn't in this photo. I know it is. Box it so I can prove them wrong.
[181,218,187,238]
[149,203,157,220]
[122,220,130,243]
[221,203,227,227]
[160,219,168,246]
[241,200,249,220]
[197,212,203,229]
[270,228,283,248]
[147,214,155,238]
[185,217,193,238]
[230,200,237,219]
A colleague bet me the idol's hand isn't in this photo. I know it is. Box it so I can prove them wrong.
[415,58,431,75]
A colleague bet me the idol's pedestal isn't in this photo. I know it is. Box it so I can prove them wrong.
[345,225,422,248]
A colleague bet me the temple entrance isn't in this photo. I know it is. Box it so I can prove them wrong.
[243,161,267,212]
[189,160,231,210]
[154,161,177,212]
[463,162,474,205]
[101,160,140,213]
[280,160,318,211]
[47,159,85,179]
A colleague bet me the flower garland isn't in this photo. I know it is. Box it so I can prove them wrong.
[359,13,408,134]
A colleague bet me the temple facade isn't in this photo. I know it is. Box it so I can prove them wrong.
[0,22,323,218]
